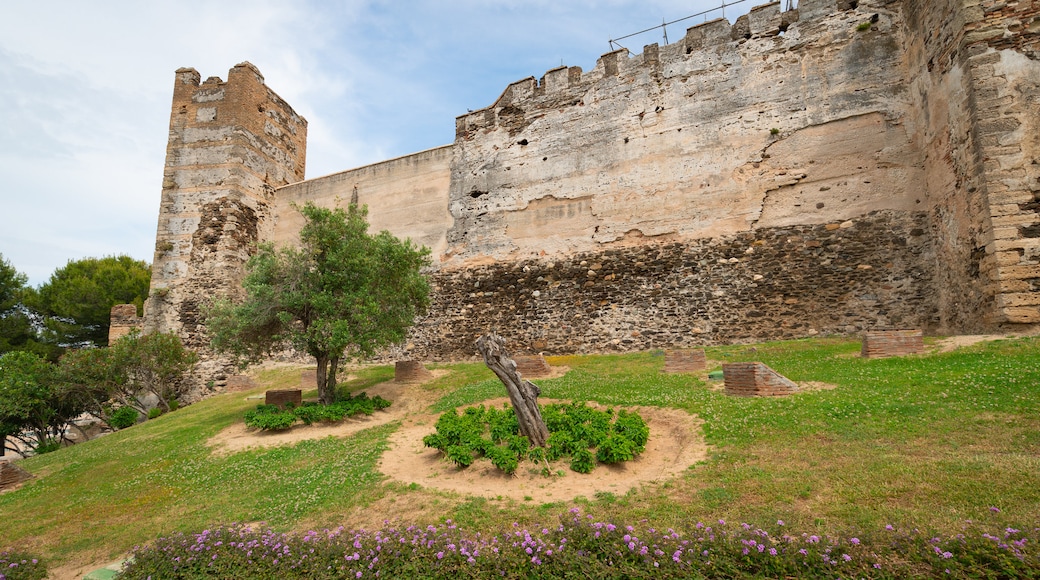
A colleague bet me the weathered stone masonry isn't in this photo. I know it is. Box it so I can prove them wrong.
[408,210,935,359]
[144,1,1039,386]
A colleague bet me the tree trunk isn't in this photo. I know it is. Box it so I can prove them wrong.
[316,353,334,405]
[476,333,549,448]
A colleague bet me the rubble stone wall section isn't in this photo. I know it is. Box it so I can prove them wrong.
[405,210,936,360]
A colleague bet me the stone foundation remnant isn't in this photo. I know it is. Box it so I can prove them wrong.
[395,360,434,383]
[108,304,142,345]
[514,354,553,378]
[226,375,258,392]
[723,362,798,397]
[0,459,34,491]
[663,349,707,374]
[265,389,302,409]
[861,329,925,358]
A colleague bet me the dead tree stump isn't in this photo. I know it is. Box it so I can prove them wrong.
[476,333,549,448]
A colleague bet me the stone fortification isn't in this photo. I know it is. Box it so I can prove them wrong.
[144,1,1039,380]
[144,62,307,387]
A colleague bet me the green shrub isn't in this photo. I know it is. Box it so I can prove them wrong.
[423,401,647,474]
[147,408,163,420]
[243,393,392,431]
[108,406,138,430]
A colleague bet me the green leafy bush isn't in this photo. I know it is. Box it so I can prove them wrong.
[147,407,163,420]
[243,393,392,431]
[423,401,647,474]
[108,406,138,430]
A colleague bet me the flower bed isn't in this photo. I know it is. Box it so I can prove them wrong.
[119,509,1038,579]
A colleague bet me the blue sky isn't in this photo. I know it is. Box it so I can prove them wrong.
[0,0,761,286]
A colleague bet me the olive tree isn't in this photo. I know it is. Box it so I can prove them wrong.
[206,203,430,404]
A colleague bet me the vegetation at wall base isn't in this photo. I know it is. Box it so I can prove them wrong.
[244,392,392,431]
[0,337,1037,577]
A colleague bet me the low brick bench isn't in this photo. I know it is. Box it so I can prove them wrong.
[265,389,302,408]
[723,362,798,397]
[663,349,707,373]
[395,360,434,383]
[861,329,924,358]
[514,355,552,378]
[0,459,33,490]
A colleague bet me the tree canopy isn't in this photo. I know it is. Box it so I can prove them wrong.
[31,255,151,348]
[0,253,59,361]
[206,203,431,404]
[0,350,83,455]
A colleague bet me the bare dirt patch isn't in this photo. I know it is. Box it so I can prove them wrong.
[206,367,708,503]
[378,398,706,504]
[932,334,1026,353]
[205,370,451,455]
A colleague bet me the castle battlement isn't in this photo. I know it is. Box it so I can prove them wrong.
[455,0,891,138]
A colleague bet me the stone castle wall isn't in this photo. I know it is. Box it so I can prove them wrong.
[144,1,1039,375]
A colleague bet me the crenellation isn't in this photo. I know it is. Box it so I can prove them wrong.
[747,2,782,38]
[684,18,732,51]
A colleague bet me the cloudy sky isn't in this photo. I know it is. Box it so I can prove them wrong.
[0,0,763,286]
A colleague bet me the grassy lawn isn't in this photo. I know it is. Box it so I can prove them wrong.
[1,336,1038,571]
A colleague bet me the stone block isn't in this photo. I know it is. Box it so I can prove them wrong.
[684,18,732,51]
[108,303,142,345]
[723,362,798,396]
[663,349,708,373]
[515,355,553,378]
[265,389,302,409]
[860,330,925,358]
[797,0,835,21]
[395,360,434,383]
[748,2,782,37]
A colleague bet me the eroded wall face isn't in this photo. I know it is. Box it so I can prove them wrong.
[145,63,306,386]
[272,146,453,257]
[447,1,926,268]
[905,0,1040,329]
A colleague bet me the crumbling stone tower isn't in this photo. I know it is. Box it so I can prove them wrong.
[144,62,306,378]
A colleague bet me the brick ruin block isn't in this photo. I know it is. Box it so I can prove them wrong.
[514,354,552,378]
[226,375,258,392]
[108,303,142,345]
[395,360,434,383]
[0,459,34,490]
[663,349,707,373]
[861,329,925,358]
[265,389,302,409]
[723,362,798,397]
